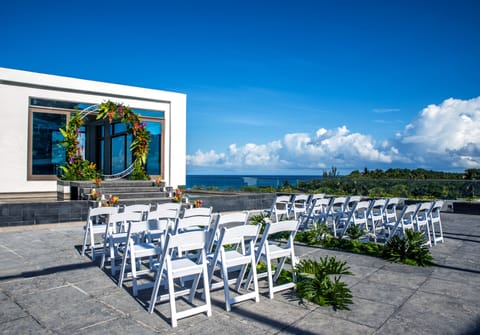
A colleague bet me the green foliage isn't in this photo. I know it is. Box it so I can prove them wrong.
[249,213,268,225]
[295,257,353,310]
[383,229,434,266]
[345,225,364,240]
[295,224,331,245]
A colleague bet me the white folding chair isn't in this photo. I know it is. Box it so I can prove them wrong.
[100,211,144,276]
[265,195,292,222]
[148,230,212,328]
[207,224,261,311]
[146,208,179,243]
[415,202,433,247]
[245,219,300,299]
[290,194,310,220]
[345,195,361,214]
[429,200,444,245]
[310,197,331,226]
[325,196,348,237]
[386,203,419,243]
[367,198,387,237]
[118,216,163,296]
[337,200,371,237]
[81,206,119,260]
[206,211,249,253]
[384,198,400,225]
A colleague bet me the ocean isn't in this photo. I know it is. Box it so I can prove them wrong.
[186,175,322,190]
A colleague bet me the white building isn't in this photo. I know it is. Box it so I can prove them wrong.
[0,67,186,195]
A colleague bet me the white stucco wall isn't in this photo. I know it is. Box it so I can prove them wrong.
[0,67,186,193]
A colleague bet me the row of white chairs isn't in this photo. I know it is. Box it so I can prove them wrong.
[81,203,300,328]
[304,195,444,246]
[265,193,326,222]
[266,194,445,246]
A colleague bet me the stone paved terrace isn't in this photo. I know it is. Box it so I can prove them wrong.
[0,212,479,334]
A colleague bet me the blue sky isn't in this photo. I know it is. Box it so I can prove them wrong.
[2,0,479,175]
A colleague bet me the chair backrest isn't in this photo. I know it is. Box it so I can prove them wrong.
[312,198,330,214]
[292,194,309,206]
[368,199,387,217]
[388,203,419,240]
[168,230,207,250]
[273,195,291,210]
[367,199,387,231]
[327,196,348,217]
[147,208,178,231]
[122,204,150,220]
[175,207,213,233]
[182,206,212,218]
[254,220,299,262]
[87,206,119,224]
[107,211,145,235]
[429,200,443,222]
[416,202,434,225]
[384,198,400,222]
[307,193,325,211]
[346,196,361,211]
[156,202,182,212]
[207,212,249,252]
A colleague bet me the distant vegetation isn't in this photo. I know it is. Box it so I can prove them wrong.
[234,168,480,200]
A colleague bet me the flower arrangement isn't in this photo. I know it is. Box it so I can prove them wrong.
[173,188,183,203]
[154,176,163,187]
[90,188,102,201]
[104,195,119,207]
[59,101,151,181]
[93,177,102,187]
[90,188,119,207]
[193,199,203,208]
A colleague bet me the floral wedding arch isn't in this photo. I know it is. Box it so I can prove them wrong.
[59,101,151,180]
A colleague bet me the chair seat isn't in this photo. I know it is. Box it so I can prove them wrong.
[267,244,294,259]
[222,250,251,268]
[171,258,203,277]
[132,243,162,257]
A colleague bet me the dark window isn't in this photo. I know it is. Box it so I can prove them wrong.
[31,112,66,175]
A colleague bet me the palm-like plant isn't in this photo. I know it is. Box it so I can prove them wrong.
[383,229,433,266]
[295,256,353,310]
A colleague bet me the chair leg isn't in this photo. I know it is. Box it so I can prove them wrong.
[221,261,232,311]
[168,273,178,328]
[251,253,260,303]
[149,269,162,313]
[81,226,89,256]
[202,261,212,317]
[265,253,275,299]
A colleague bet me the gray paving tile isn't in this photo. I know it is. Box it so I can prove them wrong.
[0,316,52,335]
[419,277,480,305]
[0,299,28,322]
[281,309,375,335]
[351,280,415,307]
[366,268,428,289]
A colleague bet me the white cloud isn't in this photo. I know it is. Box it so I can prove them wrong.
[397,97,480,168]
[187,96,480,173]
[186,150,225,166]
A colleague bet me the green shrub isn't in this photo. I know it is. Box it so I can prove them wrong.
[295,256,353,310]
[383,229,433,266]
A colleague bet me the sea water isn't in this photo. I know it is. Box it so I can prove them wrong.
[186,175,322,190]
